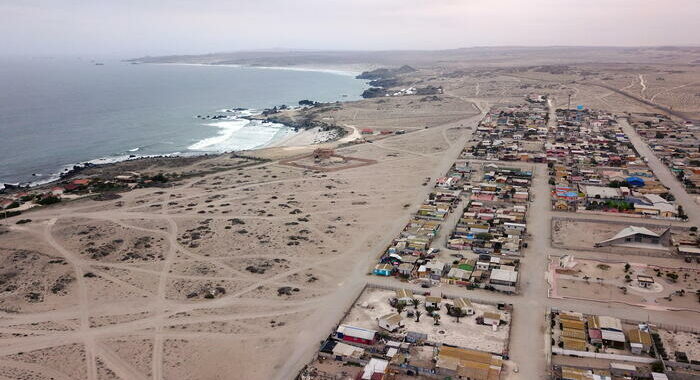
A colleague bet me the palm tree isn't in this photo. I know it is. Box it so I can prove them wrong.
[411,298,421,309]
[454,309,466,323]
[433,313,441,326]
[415,310,422,322]
[396,303,405,314]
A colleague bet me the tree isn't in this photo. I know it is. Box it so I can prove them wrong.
[454,309,466,323]
[396,303,405,314]
[624,263,631,272]
[411,298,421,309]
[432,313,441,326]
[415,310,422,322]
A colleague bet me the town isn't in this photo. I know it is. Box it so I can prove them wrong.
[298,96,700,380]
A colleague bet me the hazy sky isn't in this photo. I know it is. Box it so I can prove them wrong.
[1,0,698,57]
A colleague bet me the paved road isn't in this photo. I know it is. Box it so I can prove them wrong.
[619,118,700,226]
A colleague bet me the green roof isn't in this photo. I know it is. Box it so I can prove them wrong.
[458,264,474,271]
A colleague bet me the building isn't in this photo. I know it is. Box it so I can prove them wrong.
[323,341,364,361]
[395,289,414,304]
[373,263,393,276]
[336,325,377,345]
[489,268,518,287]
[628,329,652,354]
[424,296,442,309]
[481,312,501,326]
[377,313,403,332]
[397,263,414,276]
[435,346,503,380]
[453,298,475,316]
[595,226,671,248]
[637,275,655,288]
[590,315,626,349]
[362,358,388,380]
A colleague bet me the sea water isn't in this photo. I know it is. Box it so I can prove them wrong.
[0,57,367,186]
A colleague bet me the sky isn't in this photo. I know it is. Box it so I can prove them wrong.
[1,0,698,58]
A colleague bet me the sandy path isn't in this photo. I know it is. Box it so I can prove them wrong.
[271,107,489,379]
[44,218,98,380]
[638,74,647,99]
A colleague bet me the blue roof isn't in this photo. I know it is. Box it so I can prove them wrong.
[626,176,645,186]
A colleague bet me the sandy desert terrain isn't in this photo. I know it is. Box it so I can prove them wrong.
[3,46,700,379]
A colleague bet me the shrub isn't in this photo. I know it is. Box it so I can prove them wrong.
[37,196,61,205]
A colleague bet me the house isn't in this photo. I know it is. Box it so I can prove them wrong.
[453,298,475,316]
[445,267,470,283]
[336,325,377,345]
[481,312,500,326]
[328,341,364,361]
[590,315,626,349]
[360,128,374,135]
[395,289,414,304]
[435,346,503,380]
[362,358,388,380]
[489,268,518,287]
[628,329,652,354]
[373,263,393,276]
[378,313,403,332]
[397,263,414,276]
[71,178,91,187]
[405,331,428,343]
[425,296,442,309]
[678,245,700,257]
[0,199,15,209]
[50,187,64,196]
[422,260,448,279]
[610,363,638,378]
[637,275,654,288]
[595,226,671,248]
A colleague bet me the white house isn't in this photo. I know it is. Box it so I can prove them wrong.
[453,298,475,316]
[425,296,442,309]
[378,313,403,332]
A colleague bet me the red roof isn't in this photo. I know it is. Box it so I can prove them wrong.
[72,179,90,185]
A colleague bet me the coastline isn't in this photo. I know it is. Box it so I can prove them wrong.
[1,109,351,192]
[149,61,371,78]
[1,62,369,191]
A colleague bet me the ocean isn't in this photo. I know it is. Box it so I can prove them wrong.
[0,57,367,187]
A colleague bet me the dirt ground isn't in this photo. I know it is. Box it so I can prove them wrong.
[551,219,677,254]
[3,47,700,379]
[0,98,483,380]
[551,257,700,311]
[342,288,510,354]
[657,328,700,363]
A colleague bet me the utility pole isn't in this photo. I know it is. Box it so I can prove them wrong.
[567,93,572,111]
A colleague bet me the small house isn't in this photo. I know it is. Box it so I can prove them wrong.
[628,329,652,354]
[336,325,377,345]
[481,312,500,326]
[373,263,392,276]
[395,289,414,305]
[378,313,403,332]
[424,296,442,309]
[637,275,654,289]
[489,268,518,287]
[453,298,475,316]
[397,263,414,277]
